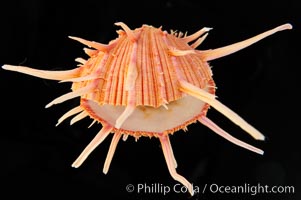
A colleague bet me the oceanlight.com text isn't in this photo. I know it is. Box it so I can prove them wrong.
[125,182,295,196]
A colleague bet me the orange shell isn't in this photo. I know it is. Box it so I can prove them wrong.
[2,22,292,196]
[72,23,215,136]
[74,24,214,107]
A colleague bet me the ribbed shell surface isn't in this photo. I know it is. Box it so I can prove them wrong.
[73,25,214,108]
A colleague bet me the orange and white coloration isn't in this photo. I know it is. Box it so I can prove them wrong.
[3,22,292,195]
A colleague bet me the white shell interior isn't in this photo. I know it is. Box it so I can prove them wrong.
[86,95,206,133]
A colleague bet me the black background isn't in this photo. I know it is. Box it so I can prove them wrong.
[0,0,299,200]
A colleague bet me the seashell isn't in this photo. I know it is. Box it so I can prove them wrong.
[2,22,292,196]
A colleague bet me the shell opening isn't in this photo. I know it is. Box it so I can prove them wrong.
[82,94,208,134]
